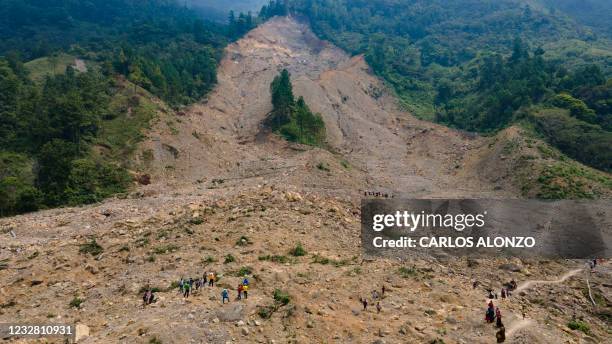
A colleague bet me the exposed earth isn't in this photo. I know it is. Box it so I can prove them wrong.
[1,17,610,344]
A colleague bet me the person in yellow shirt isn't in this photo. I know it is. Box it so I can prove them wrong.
[242,284,249,299]
[208,272,215,287]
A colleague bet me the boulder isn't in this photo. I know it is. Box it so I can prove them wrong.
[75,324,90,342]
[216,304,244,322]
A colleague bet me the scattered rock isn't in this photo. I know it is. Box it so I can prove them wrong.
[499,263,522,272]
[216,304,244,322]
[30,280,43,286]
[284,191,303,202]
[75,324,90,342]
[85,264,99,275]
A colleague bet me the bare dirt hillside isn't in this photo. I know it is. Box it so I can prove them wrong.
[138,17,516,199]
[1,17,610,344]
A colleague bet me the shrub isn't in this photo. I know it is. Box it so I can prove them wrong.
[236,235,252,246]
[273,289,291,306]
[79,239,103,256]
[316,162,330,172]
[258,289,292,319]
[203,256,217,263]
[235,266,253,276]
[567,320,590,334]
[149,337,163,344]
[259,255,289,263]
[224,254,235,264]
[289,243,306,257]
[190,217,204,225]
[69,297,84,308]
[312,254,348,267]
[153,244,179,255]
[257,305,274,319]
[398,266,418,278]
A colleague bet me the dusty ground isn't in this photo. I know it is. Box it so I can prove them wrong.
[1,17,610,344]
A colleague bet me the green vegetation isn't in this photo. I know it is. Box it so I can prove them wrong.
[203,255,217,263]
[259,254,289,263]
[273,289,291,305]
[289,0,612,175]
[233,266,253,276]
[0,1,231,106]
[153,244,179,255]
[79,239,104,256]
[398,266,418,278]
[96,88,159,161]
[69,297,84,308]
[267,69,326,146]
[316,162,330,172]
[189,216,204,225]
[24,53,76,83]
[0,60,133,215]
[311,254,348,267]
[224,254,236,264]
[289,242,306,257]
[236,235,253,246]
[567,319,590,334]
[258,288,292,319]
[0,0,267,217]
[149,337,163,344]
[536,162,612,199]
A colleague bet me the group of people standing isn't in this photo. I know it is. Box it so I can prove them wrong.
[179,272,217,298]
[485,300,506,343]
[359,285,385,314]
[483,279,518,343]
[177,273,250,305]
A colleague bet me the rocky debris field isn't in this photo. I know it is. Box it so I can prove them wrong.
[1,186,610,343]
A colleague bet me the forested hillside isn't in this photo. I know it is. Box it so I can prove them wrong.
[288,0,611,172]
[0,0,261,216]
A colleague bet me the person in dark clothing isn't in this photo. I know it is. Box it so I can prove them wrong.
[485,301,495,323]
[142,289,151,306]
[362,298,368,311]
[495,307,503,328]
[183,282,191,298]
[496,326,506,343]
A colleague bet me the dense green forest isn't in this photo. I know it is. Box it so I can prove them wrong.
[288,0,611,172]
[0,0,263,216]
[0,0,232,106]
[267,69,326,146]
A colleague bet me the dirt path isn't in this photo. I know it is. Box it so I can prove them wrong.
[504,262,609,339]
[506,318,535,337]
[515,267,584,293]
